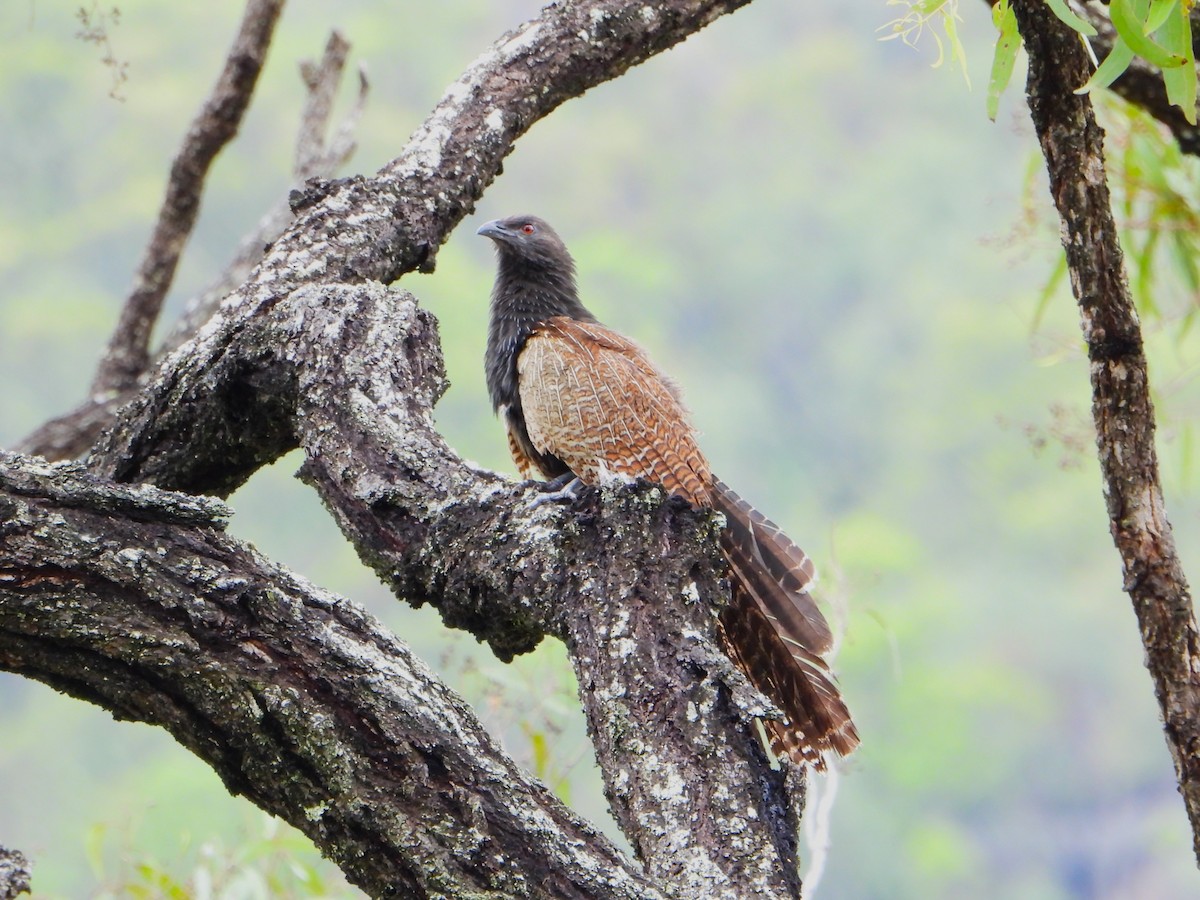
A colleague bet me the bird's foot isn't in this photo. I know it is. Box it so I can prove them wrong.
[529,475,583,507]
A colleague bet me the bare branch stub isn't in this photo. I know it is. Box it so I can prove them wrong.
[90,0,286,397]
[296,30,352,177]
[1012,0,1200,862]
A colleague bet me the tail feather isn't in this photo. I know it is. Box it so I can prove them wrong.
[713,478,859,766]
[713,477,832,653]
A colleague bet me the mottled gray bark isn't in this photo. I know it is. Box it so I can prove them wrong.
[0,846,30,900]
[0,451,660,900]
[87,277,806,897]
[1013,0,1200,863]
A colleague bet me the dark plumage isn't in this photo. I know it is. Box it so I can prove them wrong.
[478,214,858,767]
[480,215,597,482]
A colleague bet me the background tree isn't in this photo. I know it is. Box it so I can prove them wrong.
[2,1,1200,898]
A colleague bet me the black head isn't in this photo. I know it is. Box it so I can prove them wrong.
[476,215,575,274]
[478,214,597,413]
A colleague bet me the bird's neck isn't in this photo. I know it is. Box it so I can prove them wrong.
[485,257,595,411]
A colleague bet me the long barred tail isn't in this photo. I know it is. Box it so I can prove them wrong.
[713,477,859,767]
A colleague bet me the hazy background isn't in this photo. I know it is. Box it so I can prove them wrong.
[2,1,1199,897]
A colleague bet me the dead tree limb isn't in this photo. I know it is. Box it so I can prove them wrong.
[90,0,285,396]
[19,21,364,463]
[1013,0,1200,863]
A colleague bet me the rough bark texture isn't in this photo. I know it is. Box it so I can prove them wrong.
[1013,0,1200,862]
[0,452,660,900]
[87,279,807,897]
[0,847,30,900]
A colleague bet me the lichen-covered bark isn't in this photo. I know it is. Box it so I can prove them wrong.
[0,846,30,900]
[0,451,662,900]
[84,279,808,897]
[1012,0,1200,862]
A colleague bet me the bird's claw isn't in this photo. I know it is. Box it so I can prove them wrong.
[529,475,583,507]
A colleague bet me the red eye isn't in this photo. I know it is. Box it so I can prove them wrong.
[521,223,536,235]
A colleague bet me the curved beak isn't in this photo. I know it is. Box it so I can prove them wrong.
[476,219,507,241]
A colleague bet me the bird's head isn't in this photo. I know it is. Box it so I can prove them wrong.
[477,215,573,272]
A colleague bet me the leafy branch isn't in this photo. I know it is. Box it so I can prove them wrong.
[990,0,1198,124]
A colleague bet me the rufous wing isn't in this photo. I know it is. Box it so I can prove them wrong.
[517,317,712,506]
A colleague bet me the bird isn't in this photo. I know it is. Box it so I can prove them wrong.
[477,214,858,768]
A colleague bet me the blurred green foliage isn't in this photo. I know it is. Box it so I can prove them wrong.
[1,1,1199,898]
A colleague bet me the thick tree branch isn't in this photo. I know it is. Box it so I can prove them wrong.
[86,279,807,897]
[91,0,285,397]
[1013,0,1200,862]
[0,451,662,900]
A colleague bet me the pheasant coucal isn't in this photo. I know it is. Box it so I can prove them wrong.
[478,214,858,767]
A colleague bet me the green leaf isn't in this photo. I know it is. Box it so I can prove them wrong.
[1159,1,1197,123]
[84,823,108,879]
[1046,0,1098,36]
[942,7,971,88]
[1144,0,1178,34]
[1075,37,1136,93]
[1110,0,1187,68]
[912,0,951,14]
[987,0,1021,121]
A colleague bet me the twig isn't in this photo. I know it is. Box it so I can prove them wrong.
[90,0,285,396]
[18,27,368,464]
[1012,0,1200,863]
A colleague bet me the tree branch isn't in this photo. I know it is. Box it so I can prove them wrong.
[0,451,662,900]
[1012,0,1200,862]
[19,24,367,463]
[86,277,807,897]
[1073,3,1200,155]
[158,30,369,359]
[90,0,285,396]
